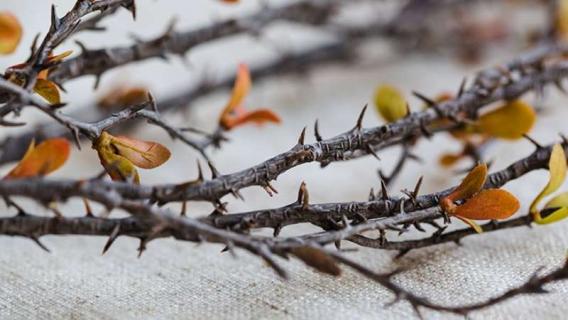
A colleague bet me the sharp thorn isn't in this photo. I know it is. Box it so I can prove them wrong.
[458,77,467,97]
[297,126,307,145]
[102,224,121,255]
[31,237,50,253]
[412,91,435,106]
[314,119,323,142]
[355,104,367,130]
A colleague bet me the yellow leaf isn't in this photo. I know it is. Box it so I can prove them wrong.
[47,50,72,64]
[0,12,22,54]
[373,84,408,123]
[453,189,520,220]
[455,216,483,233]
[4,138,71,179]
[96,142,140,184]
[93,132,141,184]
[33,79,61,104]
[530,144,567,219]
[534,192,568,225]
[556,0,568,41]
[476,100,536,140]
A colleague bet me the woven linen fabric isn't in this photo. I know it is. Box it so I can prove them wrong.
[1,1,568,319]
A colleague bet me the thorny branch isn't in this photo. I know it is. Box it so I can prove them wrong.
[2,0,568,317]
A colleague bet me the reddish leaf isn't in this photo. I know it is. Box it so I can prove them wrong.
[453,189,520,220]
[219,63,280,131]
[5,138,71,179]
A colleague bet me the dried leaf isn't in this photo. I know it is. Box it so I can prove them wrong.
[0,12,22,54]
[96,143,140,184]
[530,144,567,218]
[219,63,280,130]
[33,79,60,104]
[453,189,520,220]
[111,135,171,169]
[446,163,487,202]
[93,132,170,184]
[373,84,408,122]
[220,63,251,121]
[439,152,463,167]
[5,138,70,179]
[476,100,536,140]
[93,132,140,184]
[223,109,281,129]
[291,246,341,276]
[98,86,149,110]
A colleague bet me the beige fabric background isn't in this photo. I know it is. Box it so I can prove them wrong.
[1,1,568,319]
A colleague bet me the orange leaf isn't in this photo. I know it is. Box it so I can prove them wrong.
[0,12,22,54]
[220,63,251,124]
[453,189,520,220]
[98,86,149,110]
[447,163,487,202]
[34,79,61,104]
[290,247,341,276]
[439,152,464,167]
[5,138,70,179]
[223,109,281,130]
[110,135,171,169]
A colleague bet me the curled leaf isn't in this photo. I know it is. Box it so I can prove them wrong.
[219,63,280,130]
[0,12,22,54]
[530,144,567,219]
[93,132,170,184]
[290,246,341,276]
[453,189,520,220]
[373,84,408,122]
[5,138,71,179]
[476,100,536,140]
[98,86,149,110]
[455,216,483,233]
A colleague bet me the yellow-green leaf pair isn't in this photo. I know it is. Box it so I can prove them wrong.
[373,84,536,141]
[440,163,520,233]
[530,144,568,225]
[93,131,171,184]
